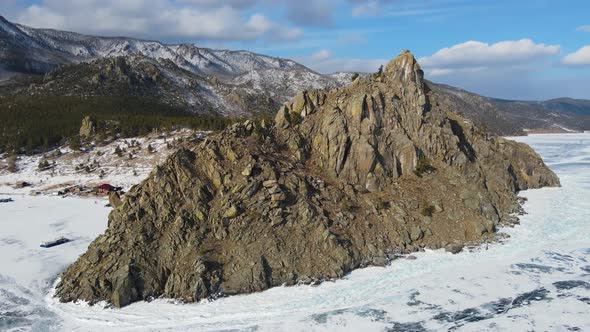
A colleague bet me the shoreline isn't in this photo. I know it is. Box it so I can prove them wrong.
[31,179,545,308]
[43,183,556,311]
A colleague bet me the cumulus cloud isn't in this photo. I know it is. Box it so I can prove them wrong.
[8,0,302,42]
[311,49,332,60]
[419,39,560,75]
[297,49,386,73]
[351,0,381,16]
[417,39,581,100]
[576,25,590,32]
[562,46,590,66]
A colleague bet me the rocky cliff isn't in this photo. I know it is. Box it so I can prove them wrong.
[55,51,559,308]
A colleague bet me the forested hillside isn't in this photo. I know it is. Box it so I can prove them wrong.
[0,95,239,154]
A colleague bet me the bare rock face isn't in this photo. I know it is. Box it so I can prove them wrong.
[108,191,122,208]
[79,116,96,137]
[55,51,559,307]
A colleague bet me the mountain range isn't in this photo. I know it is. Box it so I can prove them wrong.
[1,15,589,135]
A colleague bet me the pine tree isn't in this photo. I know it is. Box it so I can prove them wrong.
[114,146,123,157]
[38,159,50,170]
[69,136,81,151]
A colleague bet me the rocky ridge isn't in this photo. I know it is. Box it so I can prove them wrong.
[55,51,559,308]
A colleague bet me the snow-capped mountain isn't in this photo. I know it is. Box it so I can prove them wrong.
[0,15,341,116]
[2,15,302,76]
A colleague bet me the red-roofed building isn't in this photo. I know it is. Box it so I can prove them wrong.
[97,183,114,191]
[97,183,115,195]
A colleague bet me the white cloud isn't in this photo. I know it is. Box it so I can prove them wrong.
[419,39,560,75]
[351,0,450,18]
[311,49,332,60]
[12,0,302,42]
[244,14,303,40]
[297,49,386,73]
[562,46,590,66]
[177,0,258,8]
[416,39,583,100]
[427,68,453,76]
[351,0,380,17]
[576,25,590,33]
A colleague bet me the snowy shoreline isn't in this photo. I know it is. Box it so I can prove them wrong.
[1,133,589,331]
[0,129,206,198]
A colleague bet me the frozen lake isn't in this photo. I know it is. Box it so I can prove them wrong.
[1,134,589,331]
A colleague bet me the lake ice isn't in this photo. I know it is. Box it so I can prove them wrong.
[1,134,589,331]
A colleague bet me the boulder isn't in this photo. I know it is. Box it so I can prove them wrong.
[271,192,286,202]
[79,116,96,137]
[108,191,123,208]
[410,226,424,241]
[242,163,254,177]
[445,243,464,254]
[263,180,278,188]
[111,266,139,308]
[14,181,31,189]
[224,205,239,218]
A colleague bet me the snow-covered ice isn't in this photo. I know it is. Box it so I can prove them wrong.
[0,196,109,331]
[1,133,589,331]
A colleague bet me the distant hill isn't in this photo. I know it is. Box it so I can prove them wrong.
[501,98,590,116]
[430,83,590,135]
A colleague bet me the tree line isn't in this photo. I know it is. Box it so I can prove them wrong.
[0,95,238,154]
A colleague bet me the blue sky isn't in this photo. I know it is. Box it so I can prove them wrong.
[2,0,590,100]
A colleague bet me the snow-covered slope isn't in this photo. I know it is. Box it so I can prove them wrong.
[13,22,307,78]
[0,16,73,73]
[0,15,347,115]
[1,16,337,87]
[0,129,205,195]
[327,72,360,85]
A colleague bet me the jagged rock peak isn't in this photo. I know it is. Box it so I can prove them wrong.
[385,50,422,77]
[384,50,426,96]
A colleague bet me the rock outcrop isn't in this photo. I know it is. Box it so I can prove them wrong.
[55,51,559,307]
[79,116,96,137]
